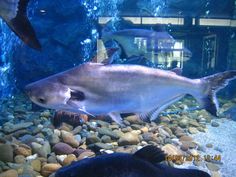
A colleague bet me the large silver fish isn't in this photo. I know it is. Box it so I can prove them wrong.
[102,29,191,61]
[0,0,41,50]
[25,62,236,125]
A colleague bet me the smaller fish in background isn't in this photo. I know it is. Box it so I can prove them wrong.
[55,145,210,177]
[0,0,41,50]
[102,29,192,62]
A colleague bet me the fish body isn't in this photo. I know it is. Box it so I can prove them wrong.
[0,0,41,50]
[102,29,191,60]
[25,62,236,124]
[55,145,210,177]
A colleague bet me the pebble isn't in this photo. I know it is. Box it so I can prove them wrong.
[14,144,32,157]
[0,169,18,177]
[101,135,112,143]
[31,159,41,172]
[48,134,60,145]
[140,127,149,133]
[52,143,75,155]
[118,132,140,146]
[211,171,221,177]
[159,116,171,123]
[86,134,101,145]
[61,130,80,148]
[178,118,189,128]
[125,115,142,124]
[14,155,26,164]
[206,162,220,171]
[41,163,62,177]
[0,144,14,162]
[188,127,199,134]
[162,144,183,155]
[206,143,213,148]
[77,151,95,161]
[97,128,120,139]
[142,132,157,142]
[211,121,220,127]
[37,141,51,158]
[3,122,33,134]
[56,155,67,164]
[62,154,77,166]
[179,135,193,142]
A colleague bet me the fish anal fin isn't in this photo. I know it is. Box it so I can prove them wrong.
[108,112,124,126]
[6,0,41,50]
[139,94,185,122]
[139,106,161,122]
[134,145,166,163]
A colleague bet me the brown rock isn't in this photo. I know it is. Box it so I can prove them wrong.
[125,115,142,124]
[77,151,95,161]
[41,163,62,177]
[118,132,140,146]
[181,141,197,149]
[14,144,32,157]
[179,135,193,142]
[162,144,183,156]
[188,127,198,134]
[140,127,149,133]
[62,154,77,166]
[0,169,18,177]
[61,130,80,148]
[211,171,221,177]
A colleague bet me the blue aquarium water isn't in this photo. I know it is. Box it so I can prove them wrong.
[0,0,236,177]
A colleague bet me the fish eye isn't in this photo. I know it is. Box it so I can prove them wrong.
[38,97,46,104]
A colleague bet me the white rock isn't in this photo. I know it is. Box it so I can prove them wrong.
[56,155,67,163]
[26,154,38,161]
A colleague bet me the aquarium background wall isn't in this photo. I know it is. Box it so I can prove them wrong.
[1,0,236,99]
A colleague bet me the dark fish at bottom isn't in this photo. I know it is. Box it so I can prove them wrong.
[55,145,210,177]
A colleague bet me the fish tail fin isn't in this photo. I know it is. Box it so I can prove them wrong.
[194,70,236,116]
[6,0,41,50]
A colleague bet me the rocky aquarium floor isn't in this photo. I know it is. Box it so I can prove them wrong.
[0,94,235,177]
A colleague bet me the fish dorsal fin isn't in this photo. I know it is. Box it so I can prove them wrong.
[170,67,182,76]
[6,0,41,50]
[134,145,166,163]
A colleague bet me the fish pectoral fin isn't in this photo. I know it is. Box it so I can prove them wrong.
[108,112,125,126]
[66,100,94,117]
[134,145,166,164]
[6,0,41,50]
